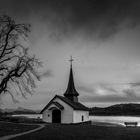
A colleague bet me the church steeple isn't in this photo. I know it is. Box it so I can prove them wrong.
[64,56,79,102]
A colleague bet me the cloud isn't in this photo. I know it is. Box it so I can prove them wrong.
[123,88,137,97]
[130,82,140,87]
[1,0,140,109]
[79,81,140,103]
[1,0,140,41]
[81,94,140,103]
[77,85,94,94]
[41,69,53,78]
[98,83,117,93]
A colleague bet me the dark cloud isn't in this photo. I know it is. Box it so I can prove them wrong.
[130,82,140,87]
[41,69,53,78]
[123,89,136,97]
[0,0,140,41]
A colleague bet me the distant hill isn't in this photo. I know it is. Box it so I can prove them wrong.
[12,107,39,114]
[90,103,140,116]
[2,107,40,115]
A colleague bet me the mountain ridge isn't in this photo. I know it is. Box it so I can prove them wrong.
[1,107,40,114]
[90,103,140,116]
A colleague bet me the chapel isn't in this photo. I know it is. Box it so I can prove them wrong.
[41,57,89,124]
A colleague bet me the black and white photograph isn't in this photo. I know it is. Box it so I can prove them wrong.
[0,0,140,140]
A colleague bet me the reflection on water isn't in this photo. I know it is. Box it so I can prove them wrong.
[89,116,140,126]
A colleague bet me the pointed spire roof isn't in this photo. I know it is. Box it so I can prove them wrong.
[64,56,79,97]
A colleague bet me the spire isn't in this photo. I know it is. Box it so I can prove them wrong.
[64,56,79,102]
[69,56,73,68]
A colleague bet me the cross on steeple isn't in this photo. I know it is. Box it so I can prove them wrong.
[69,56,74,67]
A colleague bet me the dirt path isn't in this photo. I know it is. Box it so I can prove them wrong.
[0,124,45,140]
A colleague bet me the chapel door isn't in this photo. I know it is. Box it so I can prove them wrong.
[52,109,61,123]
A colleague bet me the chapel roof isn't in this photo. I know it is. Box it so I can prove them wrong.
[57,95,89,111]
[40,95,89,113]
[48,101,64,110]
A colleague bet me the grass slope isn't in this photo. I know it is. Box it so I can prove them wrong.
[11,124,140,140]
[0,122,38,137]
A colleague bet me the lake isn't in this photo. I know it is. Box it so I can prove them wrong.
[12,114,140,126]
[12,114,42,119]
[89,116,140,126]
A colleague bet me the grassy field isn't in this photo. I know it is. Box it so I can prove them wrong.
[0,121,39,137]
[11,123,140,140]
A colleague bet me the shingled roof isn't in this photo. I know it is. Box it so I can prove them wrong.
[57,95,89,111]
[40,95,89,113]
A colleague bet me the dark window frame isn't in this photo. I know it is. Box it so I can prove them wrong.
[82,115,84,121]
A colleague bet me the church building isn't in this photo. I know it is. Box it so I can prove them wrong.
[41,58,89,124]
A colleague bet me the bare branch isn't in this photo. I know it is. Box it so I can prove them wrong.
[0,15,41,101]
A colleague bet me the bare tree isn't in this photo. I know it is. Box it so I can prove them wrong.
[0,15,41,101]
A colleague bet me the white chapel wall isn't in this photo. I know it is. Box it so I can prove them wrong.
[73,110,89,123]
[42,97,74,123]
[54,98,74,124]
[42,104,57,123]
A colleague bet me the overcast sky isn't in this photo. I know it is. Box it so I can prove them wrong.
[1,0,140,109]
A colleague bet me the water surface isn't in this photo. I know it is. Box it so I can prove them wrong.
[89,116,140,126]
[12,114,42,119]
[12,114,140,126]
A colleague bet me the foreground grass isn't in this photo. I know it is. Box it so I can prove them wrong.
[11,123,140,140]
[0,121,39,137]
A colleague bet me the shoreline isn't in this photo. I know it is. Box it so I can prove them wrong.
[89,115,140,117]
[92,121,124,127]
